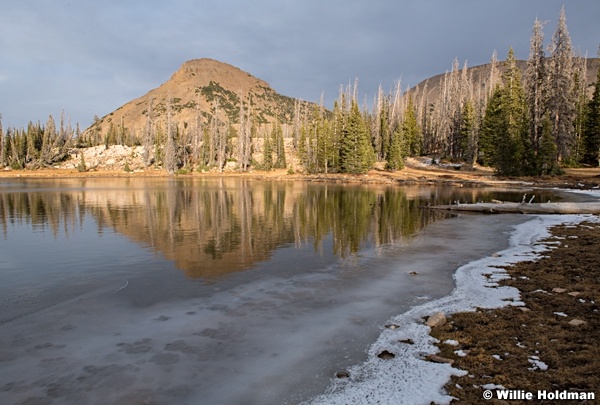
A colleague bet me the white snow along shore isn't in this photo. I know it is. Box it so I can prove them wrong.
[306,214,600,405]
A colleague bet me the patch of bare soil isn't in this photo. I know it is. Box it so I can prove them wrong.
[430,221,600,403]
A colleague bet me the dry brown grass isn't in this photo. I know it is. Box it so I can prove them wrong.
[430,221,600,403]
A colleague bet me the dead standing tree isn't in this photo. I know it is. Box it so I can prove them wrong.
[164,95,177,174]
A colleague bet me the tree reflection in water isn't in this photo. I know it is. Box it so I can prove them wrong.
[1,178,553,279]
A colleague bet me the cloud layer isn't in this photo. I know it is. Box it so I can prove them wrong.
[1,0,599,129]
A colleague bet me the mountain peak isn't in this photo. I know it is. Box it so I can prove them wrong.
[87,58,312,137]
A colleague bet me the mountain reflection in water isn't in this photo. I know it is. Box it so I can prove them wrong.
[0,178,561,281]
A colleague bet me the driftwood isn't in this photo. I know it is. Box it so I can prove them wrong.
[427,202,600,214]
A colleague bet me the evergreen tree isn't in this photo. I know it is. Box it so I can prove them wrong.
[460,100,478,169]
[584,50,600,165]
[402,95,422,156]
[386,124,406,171]
[547,6,576,163]
[538,118,559,174]
[0,114,4,167]
[572,55,589,164]
[272,119,286,169]
[262,127,273,171]
[479,88,503,167]
[524,18,547,157]
[297,124,310,172]
[339,101,374,174]
[500,48,531,175]
[479,65,530,177]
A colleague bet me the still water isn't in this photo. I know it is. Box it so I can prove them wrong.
[0,178,566,404]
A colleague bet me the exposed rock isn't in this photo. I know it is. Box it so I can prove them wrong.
[399,338,415,345]
[567,291,582,297]
[426,354,455,364]
[552,288,567,293]
[377,350,396,360]
[83,58,315,143]
[568,319,587,326]
[426,312,447,327]
[335,370,350,379]
[518,307,532,312]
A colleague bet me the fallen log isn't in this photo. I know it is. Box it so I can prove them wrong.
[426,202,600,214]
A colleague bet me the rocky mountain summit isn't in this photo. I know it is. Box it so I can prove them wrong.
[85,58,314,142]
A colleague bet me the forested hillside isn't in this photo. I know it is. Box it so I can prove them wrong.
[1,7,598,176]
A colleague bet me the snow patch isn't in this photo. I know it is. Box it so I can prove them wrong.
[307,214,599,405]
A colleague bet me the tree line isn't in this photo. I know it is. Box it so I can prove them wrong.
[1,7,598,176]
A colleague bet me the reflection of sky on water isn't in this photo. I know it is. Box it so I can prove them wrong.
[0,178,569,404]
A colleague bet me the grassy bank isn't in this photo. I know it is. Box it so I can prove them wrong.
[430,221,600,403]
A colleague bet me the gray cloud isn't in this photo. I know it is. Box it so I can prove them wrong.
[1,0,599,128]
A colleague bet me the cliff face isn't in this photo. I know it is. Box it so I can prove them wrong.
[86,58,314,139]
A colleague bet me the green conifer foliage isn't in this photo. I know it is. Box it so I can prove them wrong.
[262,128,273,171]
[460,100,478,169]
[386,124,406,171]
[339,101,374,174]
[584,58,600,165]
[499,48,531,175]
[272,119,286,169]
[402,96,422,156]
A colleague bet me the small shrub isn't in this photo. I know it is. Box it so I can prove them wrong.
[77,154,87,172]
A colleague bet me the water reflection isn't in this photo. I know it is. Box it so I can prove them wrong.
[0,178,554,279]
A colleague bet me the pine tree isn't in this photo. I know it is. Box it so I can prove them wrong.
[547,6,576,163]
[572,53,589,164]
[0,114,4,168]
[460,100,478,169]
[272,118,286,169]
[386,124,405,171]
[262,126,273,171]
[402,95,422,156]
[340,101,374,174]
[538,118,559,174]
[584,48,600,165]
[524,18,547,158]
[497,48,530,175]
[479,87,505,167]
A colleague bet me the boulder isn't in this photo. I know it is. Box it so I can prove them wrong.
[426,312,447,327]
[568,319,587,326]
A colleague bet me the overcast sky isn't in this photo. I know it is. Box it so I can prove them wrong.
[1,0,599,129]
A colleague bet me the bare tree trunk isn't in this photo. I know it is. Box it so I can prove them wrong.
[0,114,5,168]
[164,95,176,174]
[143,98,154,167]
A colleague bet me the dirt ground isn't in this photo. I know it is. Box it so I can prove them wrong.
[430,221,600,403]
[1,162,599,190]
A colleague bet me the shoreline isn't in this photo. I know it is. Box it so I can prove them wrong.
[1,164,599,191]
[431,219,600,403]
[307,213,600,405]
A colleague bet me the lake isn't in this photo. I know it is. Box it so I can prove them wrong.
[0,178,572,404]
